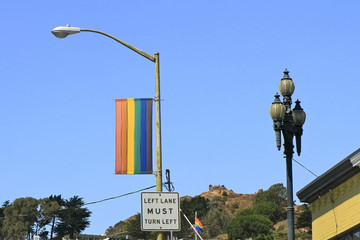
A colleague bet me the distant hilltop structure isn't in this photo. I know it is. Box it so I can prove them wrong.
[208,184,263,195]
[208,184,233,193]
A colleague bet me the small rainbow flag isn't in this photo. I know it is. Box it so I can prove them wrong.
[195,217,203,233]
[115,98,153,174]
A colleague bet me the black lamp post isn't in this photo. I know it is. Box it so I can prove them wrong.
[269,69,306,240]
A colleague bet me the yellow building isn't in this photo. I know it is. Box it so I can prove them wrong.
[297,148,360,240]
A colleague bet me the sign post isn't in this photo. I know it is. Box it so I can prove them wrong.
[141,192,181,232]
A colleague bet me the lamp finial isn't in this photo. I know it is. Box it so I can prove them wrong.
[282,69,291,80]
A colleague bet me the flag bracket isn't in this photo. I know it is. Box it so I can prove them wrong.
[154,170,161,176]
[163,169,175,192]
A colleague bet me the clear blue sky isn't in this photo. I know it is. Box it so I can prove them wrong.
[1,0,360,235]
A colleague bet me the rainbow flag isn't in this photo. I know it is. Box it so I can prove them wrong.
[195,217,203,233]
[115,98,153,174]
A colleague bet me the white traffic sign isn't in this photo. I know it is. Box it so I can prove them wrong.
[141,192,181,231]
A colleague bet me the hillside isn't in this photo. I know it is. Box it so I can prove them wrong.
[199,185,258,215]
[106,185,259,235]
[105,185,310,238]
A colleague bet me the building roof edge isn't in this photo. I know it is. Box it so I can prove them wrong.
[296,148,360,203]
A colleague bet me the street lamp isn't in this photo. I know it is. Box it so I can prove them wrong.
[52,25,164,238]
[269,69,306,240]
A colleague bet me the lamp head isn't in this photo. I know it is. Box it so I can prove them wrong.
[269,93,286,121]
[292,99,306,126]
[279,69,295,97]
[51,25,81,38]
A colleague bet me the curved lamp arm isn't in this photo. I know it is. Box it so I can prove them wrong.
[81,29,155,62]
[51,26,155,62]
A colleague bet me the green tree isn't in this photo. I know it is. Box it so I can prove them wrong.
[33,198,60,238]
[124,213,155,239]
[236,208,255,216]
[254,183,287,207]
[2,197,39,239]
[48,195,64,239]
[296,204,312,230]
[55,196,91,239]
[106,220,126,235]
[252,202,286,224]
[175,196,209,238]
[229,202,240,214]
[227,214,273,240]
[202,196,231,238]
[0,200,10,239]
[254,233,274,240]
[180,196,209,219]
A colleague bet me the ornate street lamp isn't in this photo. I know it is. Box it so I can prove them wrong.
[269,69,306,240]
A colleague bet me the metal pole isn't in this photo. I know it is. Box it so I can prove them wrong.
[155,52,162,193]
[286,154,295,240]
[195,211,197,240]
[282,94,295,240]
[81,31,163,240]
[57,27,164,240]
[155,53,164,240]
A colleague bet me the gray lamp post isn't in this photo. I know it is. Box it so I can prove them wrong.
[52,25,164,240]
[269,69,306,240]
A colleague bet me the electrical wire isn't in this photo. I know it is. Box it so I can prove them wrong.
[84,185,156,206]
[293,158,318,177]
[0,185,156,220]
[330,194,338,235]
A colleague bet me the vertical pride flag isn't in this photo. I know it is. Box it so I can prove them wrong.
[195,217,204,233]
[115,98,153,174]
